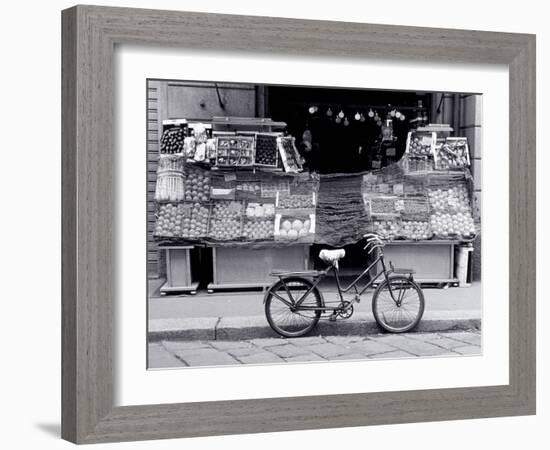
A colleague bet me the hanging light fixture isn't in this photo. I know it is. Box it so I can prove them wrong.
[338,110,345,118]
[344,117,350,126]
[354,112,361,121]
[326,107,333,117]
[335,115,342,124]
[360,113,366,122]
[395,111,402,119]
[368,108,375,118]
[308,105,318,114]
[400,114,406,121]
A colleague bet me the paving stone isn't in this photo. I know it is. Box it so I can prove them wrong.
[266,344,312,358]
[248,338,288,348]
[323,336,367,346]
[368,350,415,360]
[407,333,473,350]
[301,342,350,358]
[225,346,262,358]
[452,345,482,356]
[147,343,184,369]
[369,335,450,357]
[283,336,328,346]
[283,353,327,363]
[178,348,240,367]
[236,352,285,365]
[444,331,482,346]
[347,339,398,355]
[209,341,255,351]
[328,353,369,361]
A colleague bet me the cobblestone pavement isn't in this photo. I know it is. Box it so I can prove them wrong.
[148,330,481,368]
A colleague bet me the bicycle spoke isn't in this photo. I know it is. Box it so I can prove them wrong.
[266,280,322,336]
[373,278,424,332]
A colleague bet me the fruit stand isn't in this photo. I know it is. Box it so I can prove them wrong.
[153,120,478,293]
[153,117,318,292]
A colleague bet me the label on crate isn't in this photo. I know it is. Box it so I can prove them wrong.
[393,183,404,195]
[224,173,237,182]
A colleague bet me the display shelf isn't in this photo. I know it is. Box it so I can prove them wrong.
[374,240,458,286]
[159,246,199,294]
[207,245,310,293]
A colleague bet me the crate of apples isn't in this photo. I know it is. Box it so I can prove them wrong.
[243,219,274,240]
[428,185,471,213]
[430,211,476,238]
[209,218,242,240]
[184,168,210,203]
[400,221,431,240]
[154,203,187,238]
[372,220,400,241]
[181,203,209,239]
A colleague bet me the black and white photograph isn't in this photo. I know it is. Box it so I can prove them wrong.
[147,80,482,368]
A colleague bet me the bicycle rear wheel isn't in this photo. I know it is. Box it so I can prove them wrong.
[372,276,425,333]
[265,277,323,338]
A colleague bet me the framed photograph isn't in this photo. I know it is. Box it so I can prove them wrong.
[62,5,535,444]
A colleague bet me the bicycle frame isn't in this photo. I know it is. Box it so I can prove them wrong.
[270,251,402,312]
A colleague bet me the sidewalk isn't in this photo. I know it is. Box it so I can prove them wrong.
[149,330,482,368]
[148,281,481,341]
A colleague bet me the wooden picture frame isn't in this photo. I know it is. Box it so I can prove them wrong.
[62,5,536,444]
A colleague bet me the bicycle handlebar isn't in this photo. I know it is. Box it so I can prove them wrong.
[363,233,385,251]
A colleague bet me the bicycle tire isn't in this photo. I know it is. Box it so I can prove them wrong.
[265,277,323,338]
[372,276,425,333]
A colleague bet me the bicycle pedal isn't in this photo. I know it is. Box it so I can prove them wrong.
[329,312,338,322]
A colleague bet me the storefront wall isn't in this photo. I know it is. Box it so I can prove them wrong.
[147,82,482,284]
[147,80,258,277]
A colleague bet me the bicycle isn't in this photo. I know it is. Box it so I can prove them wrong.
[264,233,425,337]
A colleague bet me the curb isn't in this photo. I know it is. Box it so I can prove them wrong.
[148,310,481,341]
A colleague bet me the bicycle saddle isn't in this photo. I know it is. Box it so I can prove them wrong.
[319,249,346,265]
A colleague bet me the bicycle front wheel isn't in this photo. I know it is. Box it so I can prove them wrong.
[372,276,425,333]
[265,277,323,338]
